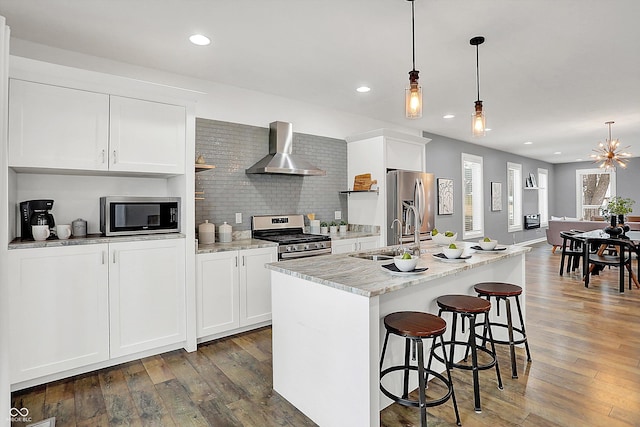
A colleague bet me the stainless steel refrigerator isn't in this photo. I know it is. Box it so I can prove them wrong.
[386,170,435,246]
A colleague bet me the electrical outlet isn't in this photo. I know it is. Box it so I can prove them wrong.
[335,211,341,220]
[235,213,242,224]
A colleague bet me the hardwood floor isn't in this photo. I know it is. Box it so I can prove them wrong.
[12,243,640,426]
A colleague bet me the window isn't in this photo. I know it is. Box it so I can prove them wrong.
[462,153,484,239]
[576,168,616,220]
[538,168,549,227]
[507,162,522,232]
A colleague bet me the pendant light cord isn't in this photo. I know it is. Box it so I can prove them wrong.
[475,44,480,101]
[411,0,416,71]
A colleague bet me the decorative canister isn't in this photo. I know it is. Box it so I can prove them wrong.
[198,220,215,244]
[219,221,232,243]
[72,218,87,237]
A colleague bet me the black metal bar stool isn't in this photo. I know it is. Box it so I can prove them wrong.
[474,282,532,379]
[380,311,461,427]
[431,295,503,413]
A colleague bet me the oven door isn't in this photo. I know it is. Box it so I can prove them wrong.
[279,247,332,260]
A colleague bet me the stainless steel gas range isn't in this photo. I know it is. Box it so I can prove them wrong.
[252,214,332,260]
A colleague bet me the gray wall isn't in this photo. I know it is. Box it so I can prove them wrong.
[553,157,640,217]
[195,119,347,231]
[423,131,554,245]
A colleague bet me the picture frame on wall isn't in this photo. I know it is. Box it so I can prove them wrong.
[437,178,454,215]
[491,181,502,211]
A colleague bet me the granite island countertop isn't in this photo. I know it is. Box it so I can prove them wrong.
[267,242,531,298]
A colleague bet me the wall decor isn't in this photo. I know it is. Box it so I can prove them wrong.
[491,181,502,211]
[437,178,454,215]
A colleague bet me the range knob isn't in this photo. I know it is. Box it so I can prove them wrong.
[286,246,293,252]
[304,244,310,250]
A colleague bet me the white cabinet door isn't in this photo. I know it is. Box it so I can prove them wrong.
[8,245,109,383]
[8,79,110,170]
[331,238,358,254]
[109,239,186,358]
[109,96,186,174]
[196,251,240,337]
[358,236,380,251]
[239,247,277,326]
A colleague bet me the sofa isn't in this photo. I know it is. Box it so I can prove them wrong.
[546,218,640,252]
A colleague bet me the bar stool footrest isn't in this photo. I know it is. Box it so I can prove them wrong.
[475,322,528,346]
[380,366,453,409]
[431,340,497,371]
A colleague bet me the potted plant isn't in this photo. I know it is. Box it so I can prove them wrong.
[339,220,348,233]
[320,221,328,234]
[329,221,338,234]
[601,196,635,226]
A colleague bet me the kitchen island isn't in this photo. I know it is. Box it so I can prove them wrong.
[266,242,530,427]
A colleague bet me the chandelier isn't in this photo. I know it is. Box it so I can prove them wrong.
[591,121,632,170]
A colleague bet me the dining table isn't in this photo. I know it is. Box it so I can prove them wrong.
[573,229,640,290]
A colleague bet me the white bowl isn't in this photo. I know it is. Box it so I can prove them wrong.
[478,239,498,250]
[393,255,419,272]
[432,232,458,245]
[442,246,464,259]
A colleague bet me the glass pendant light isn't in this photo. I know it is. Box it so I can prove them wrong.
[470,36,486,136]
[405,0,422,119]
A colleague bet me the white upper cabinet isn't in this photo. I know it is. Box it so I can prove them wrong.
[8,79,186,175]
[109,95,185,174]
[8,79,110,170]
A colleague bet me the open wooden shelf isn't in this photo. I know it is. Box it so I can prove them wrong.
[195,164,215,173]
[339,189,379,195]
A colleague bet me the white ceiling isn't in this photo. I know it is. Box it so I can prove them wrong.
[1,0,639,164]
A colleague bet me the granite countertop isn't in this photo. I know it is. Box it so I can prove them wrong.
[197,238,278,254]
[267,242,531,298]
[196,229,379,254]
[9,232,186,249]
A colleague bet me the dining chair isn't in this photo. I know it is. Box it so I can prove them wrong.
[583,236,635,292]
[559,231,584,276]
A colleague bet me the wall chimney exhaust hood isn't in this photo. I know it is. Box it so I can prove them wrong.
[245,121,326,176]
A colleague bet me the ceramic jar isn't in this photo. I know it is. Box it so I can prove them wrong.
[219,221,232,243]
[198,220,215,244]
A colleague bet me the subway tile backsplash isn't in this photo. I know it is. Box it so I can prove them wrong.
[195,119,347,232]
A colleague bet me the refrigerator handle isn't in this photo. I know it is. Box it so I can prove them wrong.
[414,179,424,229]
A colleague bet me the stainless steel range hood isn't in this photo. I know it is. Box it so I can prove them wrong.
[245,121,326,176]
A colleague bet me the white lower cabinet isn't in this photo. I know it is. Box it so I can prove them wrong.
[331,236,380,254]
[8,238,186,384]
[196,246,277,339]
[109,239,186,358]
[8,245,110,383]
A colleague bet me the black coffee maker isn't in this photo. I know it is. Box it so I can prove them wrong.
[20,199,56,240]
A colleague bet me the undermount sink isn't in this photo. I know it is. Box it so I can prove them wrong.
[349,254,395,261]
[349,248,407,261]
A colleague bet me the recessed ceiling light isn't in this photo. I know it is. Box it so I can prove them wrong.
[524,141,533,145]
[443,114,455,119]
[554,151,562,155]
[356,86,371,93]
[485,128,492,131]
[189,34,211,46]
[576,158,583,161]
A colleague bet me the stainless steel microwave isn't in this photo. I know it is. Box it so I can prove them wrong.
[100,196,180,236]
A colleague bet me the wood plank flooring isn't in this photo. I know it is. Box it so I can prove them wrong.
[11,243,640,426]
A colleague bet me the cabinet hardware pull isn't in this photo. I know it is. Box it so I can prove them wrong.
[101,149,105,163]
[113,252,117,263]
[112,150,117,163]
[102,251,105,264]
[242,256,245,266]
[235,256,238,267]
